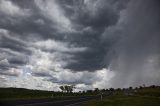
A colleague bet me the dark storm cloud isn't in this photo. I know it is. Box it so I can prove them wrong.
[0,54,27,72]
[107,0,160,88]
[8,56,28,65]
[0,0,129,72]
[0,34,31,54]
[48,77,94,85]
[46,72,99,85]
[0,31,30,72]
[0,0,64,41]
[0,13,60,41]
[58,0,129,71]
[0,58,21,77]
[0,70,19,77]
[65,41,108,71]
[1,0,160,90]
[32,72,52,78]
[0,0,130,73]
[57,0,128,29]
[0,32,31,73]
[0,63,10,70]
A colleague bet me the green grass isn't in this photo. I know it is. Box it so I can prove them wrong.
[77,88,160,106]
[0,87,94,100]
[0,88,55,100]
[78,95,160,106]
[136,88,160,97]
[1,86,160,106]
[79,90,160,106]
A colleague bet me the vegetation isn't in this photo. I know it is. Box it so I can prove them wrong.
[77,95,160,106]
[76,85,160,106]
[0,87,95,100]
[0,84,160,106]
[0,88,54,100]
[59,85,75,93]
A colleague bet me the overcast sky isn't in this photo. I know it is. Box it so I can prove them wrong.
[0,0,160,91]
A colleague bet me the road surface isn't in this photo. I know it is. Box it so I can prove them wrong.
[0,96,100,106]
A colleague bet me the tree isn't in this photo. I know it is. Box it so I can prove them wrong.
[139,86,143,89]
[68,85,73,93]
[135,87,138,90]
[94,88,99,93]
[129,87,133,90]
[59,86,65,92]
[109,88,114,91]
[101,89,106,92]
[150,85,155,88]
[63,85,75,93]
[116,88,121,91]
[64,85,69,93]
[86,90,93,94]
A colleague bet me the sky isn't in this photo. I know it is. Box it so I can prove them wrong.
[0,0,160,91]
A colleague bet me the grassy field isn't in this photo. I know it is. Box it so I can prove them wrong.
[0,88,90,100]
[77,87,160,106]
[77,95,160,106]
[0,87,100,100]
[1,86,160,106]
[0,88,56,100]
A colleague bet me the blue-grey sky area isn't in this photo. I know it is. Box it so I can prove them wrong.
[0,0,160,91]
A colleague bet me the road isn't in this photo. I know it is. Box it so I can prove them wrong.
[0,96,100,106]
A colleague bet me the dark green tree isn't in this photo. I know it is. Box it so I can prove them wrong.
[94,88,99,93]
[64,85,75,93]
[59,86,65,92]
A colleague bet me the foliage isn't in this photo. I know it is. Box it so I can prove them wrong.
[59,85,75,93]
[0,87,91,100]
[0,85,160,101]
[77,92,160,106]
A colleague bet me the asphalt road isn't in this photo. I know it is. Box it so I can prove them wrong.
[0,96,100,106]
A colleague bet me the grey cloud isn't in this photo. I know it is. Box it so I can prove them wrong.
[32,72,52,78]
[0,0,128,72]
[0,54,27,72]
[1,0,160,90]
[8,56,28,65]
[68,1,117,29]
[0,1,62,41]
[46,71,100,85]
[0,65,21,76]
[0,35,31,54]
[0,14,59,40]
[58,0,128,28]
[107,0,160,88]
[64,27,117,71]
[0,60,10,70]
[0,31,30,72]
[0,76,8,87]
[59,0,129,71]
[49,78,94,85]
[0,71,19,77]
[0,32,30,66]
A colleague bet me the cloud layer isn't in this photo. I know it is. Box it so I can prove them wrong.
[0,0,160,90]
